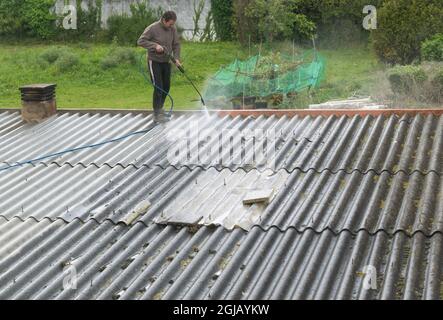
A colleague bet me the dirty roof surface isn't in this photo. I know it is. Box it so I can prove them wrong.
[0,109,442,300]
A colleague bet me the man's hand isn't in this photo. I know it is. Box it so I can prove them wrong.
[155,44,164,53]
[175,59,182,67]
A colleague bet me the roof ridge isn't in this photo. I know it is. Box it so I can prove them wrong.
[2,214,442,239]
[2,160,440,177]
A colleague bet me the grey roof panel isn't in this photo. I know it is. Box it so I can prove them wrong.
[0,163,133,222]
[1,163,442,234]
[0,216,64,260]
[0,111,441,174]
[261,170,443,235]
[1,217,442,300]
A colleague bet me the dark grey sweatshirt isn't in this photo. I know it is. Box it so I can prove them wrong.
[137,20,181,63]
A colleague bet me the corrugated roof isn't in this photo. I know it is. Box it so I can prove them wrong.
[2,163,442,234]
[1,218,442,300]
[1,111,442,174]
[0,109,442,300]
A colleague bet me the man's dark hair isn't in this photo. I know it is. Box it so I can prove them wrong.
[162,11,177,22]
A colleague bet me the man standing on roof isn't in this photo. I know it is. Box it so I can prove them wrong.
[138,11,182,123]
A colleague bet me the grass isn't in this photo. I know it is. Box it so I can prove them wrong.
[0,41,383,110]
[317,43,384,101]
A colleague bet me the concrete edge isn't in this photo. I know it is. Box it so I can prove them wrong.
[1,107,443,118]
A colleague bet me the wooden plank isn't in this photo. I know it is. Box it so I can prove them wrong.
[242,189,274,205]
[123,200,151,225]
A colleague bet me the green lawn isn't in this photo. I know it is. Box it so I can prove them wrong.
[317,44,385,102]
[0,41,383,110]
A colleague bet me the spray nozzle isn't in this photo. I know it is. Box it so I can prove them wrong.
[158,44,205,107]
[164,50,185,73]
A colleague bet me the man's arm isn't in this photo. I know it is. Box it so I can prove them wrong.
[137,26,157,51]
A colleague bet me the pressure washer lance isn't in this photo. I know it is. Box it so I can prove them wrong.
[160,45,207,108]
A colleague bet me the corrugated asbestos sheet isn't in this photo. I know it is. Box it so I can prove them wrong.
[1,163,442,234]
[0,109,442,300]
[1,219,443,300]
[1,110,442,173]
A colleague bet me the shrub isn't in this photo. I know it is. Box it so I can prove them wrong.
[112,47,137,65]
[296,0,383,46]
[22,0,57,39]
[100,56,119,70]
[387,65,427,95]
[422,34,443,62]
[0,0,23,36]
[372,0,443,65]
[432,70,443,88]
[40,47,69,64]
[71,0,102,40]
[77,42,92,50]
[386,63,443,105]
[211,0,234,41]
[40,47,79,72]
[316,0,383,47]
[429,69,443,102]
[100,47,137,70]
[0,0,57,39]
[106,0,162,45]
[55,52,79,72]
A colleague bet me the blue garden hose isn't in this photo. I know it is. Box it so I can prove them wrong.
[0,51,170,173]
[0,126,157,172]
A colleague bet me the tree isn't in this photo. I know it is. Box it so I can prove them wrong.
[372,0,443,65]
[211,0,234,41]
[234,0,316,44]
[0,0,57,39]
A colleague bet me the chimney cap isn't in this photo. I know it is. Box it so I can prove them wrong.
[19,83,56,91]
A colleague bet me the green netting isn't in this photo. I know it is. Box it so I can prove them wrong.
[204,50,325,101]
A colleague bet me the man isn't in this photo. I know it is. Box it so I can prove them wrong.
[137,11,182,123]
